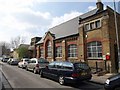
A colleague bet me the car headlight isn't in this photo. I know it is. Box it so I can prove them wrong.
[106,79,110,84]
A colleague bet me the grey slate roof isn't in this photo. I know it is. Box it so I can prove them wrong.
[37,8,98,44]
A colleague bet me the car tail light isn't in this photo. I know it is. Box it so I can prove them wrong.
[72,73,80,78]
[36,64,39,68]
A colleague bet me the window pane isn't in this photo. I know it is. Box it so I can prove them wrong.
[47,41,52,57]
[40,48,44,57]
[98,47,102,52]
[56,46,62,57]
[85,24,89,31]
[95,20,101,28]
[98,53,102,57]
[90,22,95,29]
[92,47,96,52]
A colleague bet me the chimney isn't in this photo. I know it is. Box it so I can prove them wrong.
[96,0,104,11]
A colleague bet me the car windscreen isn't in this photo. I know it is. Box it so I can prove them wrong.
[25,59,29,62]
[5,58,9,59]
[38,59,49,63]
[74,63,90,70]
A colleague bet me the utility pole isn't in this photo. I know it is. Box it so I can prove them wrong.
[113,0,120,72]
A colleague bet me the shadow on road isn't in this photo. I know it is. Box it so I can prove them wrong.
[64,81,104,90]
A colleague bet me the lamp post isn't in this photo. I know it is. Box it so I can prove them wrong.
[113,0,120,72]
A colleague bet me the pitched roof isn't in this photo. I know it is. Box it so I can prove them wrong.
[37,8,98,44]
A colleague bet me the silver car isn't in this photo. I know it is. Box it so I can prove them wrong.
[26,58,49,74]
[18,58,30,68]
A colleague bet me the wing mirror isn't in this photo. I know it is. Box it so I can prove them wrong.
[46,66,49,69]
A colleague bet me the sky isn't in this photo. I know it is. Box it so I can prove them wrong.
[0,0,118,44]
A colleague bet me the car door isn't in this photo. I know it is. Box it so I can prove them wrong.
[50,62,60,80]
[31,59,36,70]
[43,62,55,78]
[27,60,32,70]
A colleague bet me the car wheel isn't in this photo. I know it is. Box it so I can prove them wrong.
[40,70,44,78]
[26,66,28,71]
[33,68,37,74]
[22,65,24,69]
[59,76,65,85]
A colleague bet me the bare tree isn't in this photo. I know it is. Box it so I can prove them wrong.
[10,36,26,49]
[0,41,11,56]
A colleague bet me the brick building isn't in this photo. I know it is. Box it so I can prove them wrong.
[28,37,42,58]
[35,2,120,73]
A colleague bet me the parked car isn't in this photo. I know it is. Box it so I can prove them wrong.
[104,73,120,90]
[7,58,12,64]
[9,58,19,65]
[18,58,30,68]
[26,58,49,74]
[40,61,92,85]
[0,57,3,61]
[2,57,9,62]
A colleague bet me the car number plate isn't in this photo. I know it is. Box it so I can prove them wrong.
[81,72,87,75]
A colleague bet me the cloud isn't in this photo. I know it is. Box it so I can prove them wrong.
[0,0,83,44]
[88,6,96,11]
[0,0,52,44]
[50,11,83,28]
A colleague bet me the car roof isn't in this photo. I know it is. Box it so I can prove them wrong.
[108,73,120,80]
[52,61,86,64]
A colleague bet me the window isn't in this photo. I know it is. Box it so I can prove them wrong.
[90,22,95,29]
[68,44,77,57]
[85,24,90,31]
[95,20,101,28]
[56,46,62,57]
[40,48,44,57]
[62,63,73,70]
[84,19,101,31]
[87,41,102,59]
[48,62,55,68]
[47,41,52,57]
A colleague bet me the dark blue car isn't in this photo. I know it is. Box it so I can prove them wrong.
[40,61,92,85]
[104,73,120,90]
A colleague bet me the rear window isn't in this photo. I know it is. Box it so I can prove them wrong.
[38,59,49,63]
[5,58,9,59]
[25,59,29,62]
[74,63,90,70]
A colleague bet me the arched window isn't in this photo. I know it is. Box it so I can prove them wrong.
[47,41,52,57]
[87,41,102,58]
[56,46,62,57]
[68,44,77,57]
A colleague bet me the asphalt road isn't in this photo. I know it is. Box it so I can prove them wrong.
[0,61,104,90]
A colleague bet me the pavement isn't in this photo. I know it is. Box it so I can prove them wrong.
[90,73,114,85]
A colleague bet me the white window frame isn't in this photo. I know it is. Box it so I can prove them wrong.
[87,41,102,59]
[56,46,62,57]
[84,18,102,31]
[68,44,77,58]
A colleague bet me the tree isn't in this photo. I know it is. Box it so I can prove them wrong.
[17,46,29,59]
[10,36,26,49]
[0,42,11,56]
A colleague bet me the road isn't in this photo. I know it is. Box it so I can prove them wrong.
[0,61,104,90]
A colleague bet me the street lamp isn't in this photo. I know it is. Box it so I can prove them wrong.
[113,0,120,72]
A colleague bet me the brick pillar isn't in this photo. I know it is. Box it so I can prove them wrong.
[62,40,67,61]
[78,24,87,62]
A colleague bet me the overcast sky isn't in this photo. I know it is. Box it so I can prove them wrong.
[0,0,116,44]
